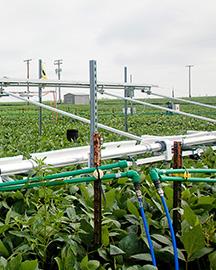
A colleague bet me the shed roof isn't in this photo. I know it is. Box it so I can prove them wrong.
[64,93,89,97]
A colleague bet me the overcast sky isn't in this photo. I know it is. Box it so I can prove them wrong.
[1,0,216,100]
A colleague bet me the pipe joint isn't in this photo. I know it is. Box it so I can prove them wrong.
[117,160,129,169]
[149,168,160,182]
[126,170,141,184]
[156,141,166,151]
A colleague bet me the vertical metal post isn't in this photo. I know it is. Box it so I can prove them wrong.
[90,60,102,246]
[129,74,133,115]
[173,141,182,234]
[124,66,128,131]
[54,59,63,103]
[38,59,42,136]
[90,60,98,164]
[24,59,32,102]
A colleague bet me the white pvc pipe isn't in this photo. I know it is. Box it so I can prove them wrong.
[0,141,162,175]
[183,134,216,147]
[145,91,216,110]
[102,91,216,124]
[1,131,216,176]
[4,91,142,142]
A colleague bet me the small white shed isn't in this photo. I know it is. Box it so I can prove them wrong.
[64,93,89,105]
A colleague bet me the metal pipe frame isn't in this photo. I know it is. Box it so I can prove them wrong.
[101,91,216,124]
[0,77,154,90]
[4,90,142,142]
[0,132,215,176]
[142,89,216,110]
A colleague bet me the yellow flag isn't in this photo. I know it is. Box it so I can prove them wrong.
[41,64,47,80]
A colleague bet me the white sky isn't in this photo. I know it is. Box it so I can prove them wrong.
[1,0,216,101]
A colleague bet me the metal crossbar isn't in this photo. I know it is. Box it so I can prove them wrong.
[101,91,216,124]
[4,90,143,141]
[0,77,154,90]
[142,89,216,110]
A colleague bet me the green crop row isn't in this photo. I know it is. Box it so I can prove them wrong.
[0,98,215,269]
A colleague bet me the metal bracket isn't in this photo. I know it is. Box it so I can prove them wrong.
[159,140,173,161]
[141,86,151,95]
[98,85,104,94]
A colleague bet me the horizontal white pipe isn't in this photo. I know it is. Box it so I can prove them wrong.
[5,91,142,142]
[0,160,37,175]
[0,141,162,175]
[1,131,216,176]
[183,134,216,147]
[134,146,216,166]
[145,91,216,110]
[102,91,216,124]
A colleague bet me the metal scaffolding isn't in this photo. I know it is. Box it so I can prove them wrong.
[142,88,216,110]
[100,91,216,124]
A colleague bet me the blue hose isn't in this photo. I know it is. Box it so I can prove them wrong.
[138,197,157,267]
[161,195,179,270]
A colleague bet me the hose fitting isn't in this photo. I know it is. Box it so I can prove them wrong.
[127,170,141,184]
[149,168,164,196]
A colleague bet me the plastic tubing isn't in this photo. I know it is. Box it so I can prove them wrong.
[137,196,157,267]
[0,160,128,189]
[158,168,216,174]
[0,170,140,192]
[150,168,216,183]
[160,195,179,270]
[160,176,216,183]
[0,166,157,267]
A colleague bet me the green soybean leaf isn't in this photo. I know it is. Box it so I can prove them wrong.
[7,254,22,270]
[209,251,216,270]
[110,245,125,256]
[151,234,172,246]
[87,260,100,270]
[102,225,109,247]
[183,205,199,226]
[104,189,116,209]
[0,257,7,268]
[54,257,63,270]
[20,260,39,270]
[0,241,9,258]
[127,199,139,218]
[190,247,213,261]
[181,224,205,261]
[119,234,143,257]
[80,255,88,270]
[130,253,152,261]
[142,266,158,270]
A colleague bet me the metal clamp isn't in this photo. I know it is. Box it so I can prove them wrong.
[157,140,173,161]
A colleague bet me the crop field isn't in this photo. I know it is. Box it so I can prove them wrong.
[0,97,215,270]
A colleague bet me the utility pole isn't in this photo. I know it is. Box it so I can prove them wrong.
[54,59,63,103]
[24,59,32,101]
[185,65,193,98]
[172,88,175,98]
